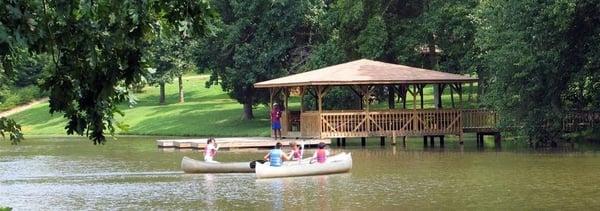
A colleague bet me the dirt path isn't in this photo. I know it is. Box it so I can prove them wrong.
[0,98,49,117]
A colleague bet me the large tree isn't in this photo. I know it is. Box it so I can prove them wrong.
[196,0,323,119]
[475,0,600,145]
[0,0,216,144]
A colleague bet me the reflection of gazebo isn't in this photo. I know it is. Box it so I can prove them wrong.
[254,59,497,145]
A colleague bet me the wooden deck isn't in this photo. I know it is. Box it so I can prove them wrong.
[284,109,598,139]
[157,137,330,149]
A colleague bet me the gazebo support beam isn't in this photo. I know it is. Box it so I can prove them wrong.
[299,86,305,113]
[419,84,425,109]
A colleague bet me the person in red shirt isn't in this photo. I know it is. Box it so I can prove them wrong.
[271,103,282,140]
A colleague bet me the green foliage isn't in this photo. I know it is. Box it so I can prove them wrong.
[475,0,600,145]
[196,0,323,119]
[0,0,216,144]
[0,117,24,144]
[0,85,46,111]
[303,87,362,110]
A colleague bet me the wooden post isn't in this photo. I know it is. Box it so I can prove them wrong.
[468,82,473,104]
[423,136,428,147]
[458,84,463,109]
[269,88,275,138]
[410,84,418,135]
[317,86,323,139]
[450,84,455,108]
[412,84,417,110]
[435,84,443,109]
[361,137,366,147]
[362,85,371,135]
[299,86,305,113]
[429,136,434,147]
[380,136,385,146]
[342,138,346,146]
[336,138,341,146]
[283,88,290,137]
[440,136,445,147]
[419,84,424,109]
[392,132,397,145]
[494,133,502,148]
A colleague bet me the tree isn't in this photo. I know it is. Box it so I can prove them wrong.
[305,0,478,108]
[196,0,323,119]
[0,0,216,144]
[475,0,600,146]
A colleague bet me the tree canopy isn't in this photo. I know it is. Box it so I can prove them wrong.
[1,0,599,146]
[0,0,216,144]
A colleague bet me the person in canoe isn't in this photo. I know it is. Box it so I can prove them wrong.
[204,137,219,163]
[288,141,303,161]
[310,142,330,164]
[264,142,290,167]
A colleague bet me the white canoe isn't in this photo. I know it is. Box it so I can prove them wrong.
[255,153,352,179]
[181,156,254,173]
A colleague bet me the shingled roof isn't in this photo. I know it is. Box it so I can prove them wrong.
[254,59,477,88]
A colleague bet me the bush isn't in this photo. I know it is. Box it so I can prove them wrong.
[0,85,47,112]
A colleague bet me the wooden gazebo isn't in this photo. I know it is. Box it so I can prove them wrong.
[254,59,497,144]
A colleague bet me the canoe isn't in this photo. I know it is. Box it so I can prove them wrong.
[181,156,254,173]
[255,152,352,179]
[180,156,312,173]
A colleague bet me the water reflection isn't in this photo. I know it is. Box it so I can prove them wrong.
[315,175,329,211]
[204,174,216,208]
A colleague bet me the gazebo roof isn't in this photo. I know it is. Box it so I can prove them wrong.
[254,59,477,88]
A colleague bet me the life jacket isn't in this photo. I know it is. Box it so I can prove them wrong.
[269,149,283,166]
[316,149,327,163]
[292,148,301,160]
[205,144,216,157]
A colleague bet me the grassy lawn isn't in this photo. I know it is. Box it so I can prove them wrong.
[9,74,480,137]
[10,75,272,137]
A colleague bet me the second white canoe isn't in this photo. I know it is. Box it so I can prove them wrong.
[255,153,352,179]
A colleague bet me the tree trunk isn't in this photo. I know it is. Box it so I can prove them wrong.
[178,75,184,103]
[242,101,254,120]
[159,82,166,105]
[388,85,395,109]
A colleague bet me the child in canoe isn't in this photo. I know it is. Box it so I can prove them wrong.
[310,142,330,164]
[288,141,303,161]
[204,137,219,163]
[264,142,290,167]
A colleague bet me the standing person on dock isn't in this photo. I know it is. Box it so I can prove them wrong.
[288,141,302,161]
[264,142,290,167]
[310,142,330,164]
[271,103,282,140]
[204,137,219,163]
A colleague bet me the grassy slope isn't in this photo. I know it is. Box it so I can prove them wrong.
[9,74,480,137]
[10,75,272,137]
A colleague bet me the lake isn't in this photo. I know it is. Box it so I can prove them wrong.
[1,136,599,210]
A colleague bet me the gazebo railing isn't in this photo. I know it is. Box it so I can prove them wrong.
[462,109,497,132]
[563,111,600,132]
[304,109,463,138]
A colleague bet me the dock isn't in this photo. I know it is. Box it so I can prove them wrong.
[156,137,331,149]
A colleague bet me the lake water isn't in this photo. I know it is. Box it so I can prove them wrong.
[1,136,600,210]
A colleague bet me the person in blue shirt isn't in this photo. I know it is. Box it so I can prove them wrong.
[263,142,290,167]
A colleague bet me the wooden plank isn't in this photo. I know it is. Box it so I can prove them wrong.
[158,137,331,149]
